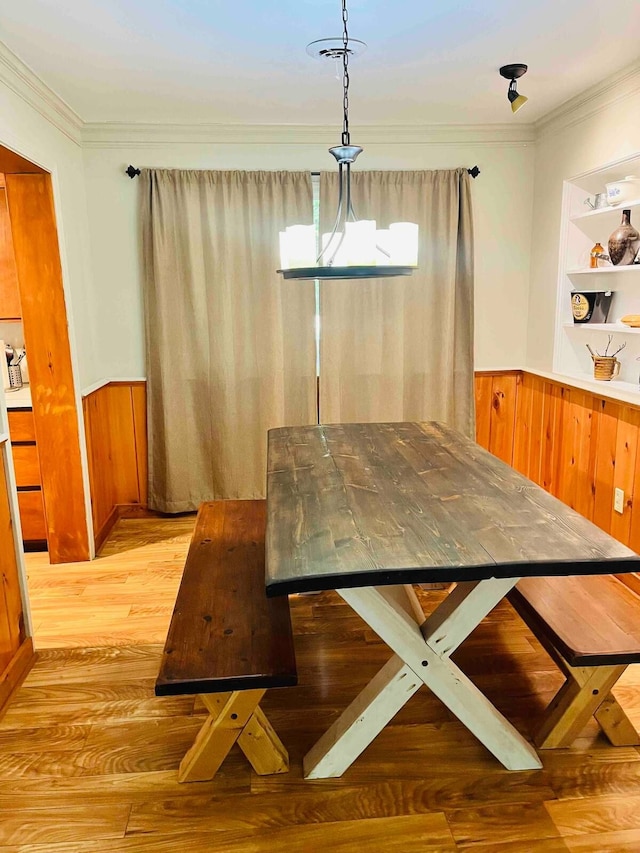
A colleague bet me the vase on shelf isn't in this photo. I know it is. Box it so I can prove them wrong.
[608,209,640,266]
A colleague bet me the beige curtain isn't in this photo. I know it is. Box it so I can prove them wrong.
[319,169,475,436]
[141,169,316,511]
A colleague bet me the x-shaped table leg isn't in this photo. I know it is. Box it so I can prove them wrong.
[304,580,542,779]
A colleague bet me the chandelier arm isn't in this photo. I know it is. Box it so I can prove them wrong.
[345,162,353,222]
[324,224,347,267]
[316,163,346,265]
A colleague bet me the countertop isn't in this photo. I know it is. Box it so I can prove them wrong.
[3,385,32,409]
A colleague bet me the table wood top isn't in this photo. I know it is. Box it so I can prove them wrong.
[265,422,640,596]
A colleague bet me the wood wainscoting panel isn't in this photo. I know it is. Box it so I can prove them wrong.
[4,174,89,563]
[592,398,619,536]
[473,372,519,465]
[475,370,640,593]
[83,382,148,550]
[131,383,148,508]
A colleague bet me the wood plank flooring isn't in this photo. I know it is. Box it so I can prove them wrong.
[0,516,637,851]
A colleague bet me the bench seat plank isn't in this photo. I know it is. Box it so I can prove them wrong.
[508,574,640,667]
[156,500,297,697]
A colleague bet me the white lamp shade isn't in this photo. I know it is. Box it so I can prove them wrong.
[283,220,419,271]
[279,224,316,269]
[344,220,377,266]
[389,222,419,266]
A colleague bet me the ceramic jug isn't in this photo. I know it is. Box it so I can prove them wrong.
[608,209,640,265]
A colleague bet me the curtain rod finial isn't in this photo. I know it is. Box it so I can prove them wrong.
[467,166,480,179]
[126,165,141,179]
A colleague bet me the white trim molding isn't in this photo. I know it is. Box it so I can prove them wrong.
[535,59,640,140]
[80,121,536,148]
[0,40,83,145]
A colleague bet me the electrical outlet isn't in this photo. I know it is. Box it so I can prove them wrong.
[614,487,625,514]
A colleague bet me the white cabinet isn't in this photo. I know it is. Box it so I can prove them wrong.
[554,154,640,396]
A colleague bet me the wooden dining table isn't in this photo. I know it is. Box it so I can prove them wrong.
[265,421,640,779]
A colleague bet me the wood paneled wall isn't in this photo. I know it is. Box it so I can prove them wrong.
[475,370,640,581]
[83,382,147,550]
[83,373,640,567]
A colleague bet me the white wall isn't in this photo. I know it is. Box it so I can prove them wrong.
[0,81,97,389]
[527,69,640,371]
[82,132,535,384]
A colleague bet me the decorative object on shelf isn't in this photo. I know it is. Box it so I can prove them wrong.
[278,0,418,281]
[586,335,627,382]
[590,242,605,268]
[608,209,640,266]
[606,176,640,206]
[498,64,528,113]
[586,338,626,381]
[621,315,640,328]
[571,290,613,324]
[584,193,608,210]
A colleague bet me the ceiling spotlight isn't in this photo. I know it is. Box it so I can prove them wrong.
[499,64,528,113]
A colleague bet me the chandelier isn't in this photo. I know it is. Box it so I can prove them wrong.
[278,0,419,280]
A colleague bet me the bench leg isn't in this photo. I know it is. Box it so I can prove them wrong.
[535,665,627,749]
[237,704,289,775]
[178,689,263,782]
[178,689,289,782]
[594,690,640,746]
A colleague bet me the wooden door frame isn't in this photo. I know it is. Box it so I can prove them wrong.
[1,143,92,563]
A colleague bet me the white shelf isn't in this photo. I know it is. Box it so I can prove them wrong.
[570,198,640,224]
[563,323,640,333]
[567,265,640,276]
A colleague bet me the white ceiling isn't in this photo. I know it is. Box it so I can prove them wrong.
[1,0,639,126]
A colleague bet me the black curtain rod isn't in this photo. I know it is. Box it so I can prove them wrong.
[125,165,481,179]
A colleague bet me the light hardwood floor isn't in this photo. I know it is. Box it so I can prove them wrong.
[0,517,638,851]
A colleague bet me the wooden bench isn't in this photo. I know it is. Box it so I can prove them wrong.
[508,574,640,749]
[155,499,298,782]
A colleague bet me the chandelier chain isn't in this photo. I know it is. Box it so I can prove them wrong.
[341,0,350,145]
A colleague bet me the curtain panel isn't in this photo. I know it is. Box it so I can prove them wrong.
[319,169,475,436]
[140,169,316,512]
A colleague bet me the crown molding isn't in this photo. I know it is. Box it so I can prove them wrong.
[0,40,83,146]
[81,121,536,148]
[535,59,640,139]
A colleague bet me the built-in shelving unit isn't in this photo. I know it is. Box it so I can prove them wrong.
[554,153,640,395]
